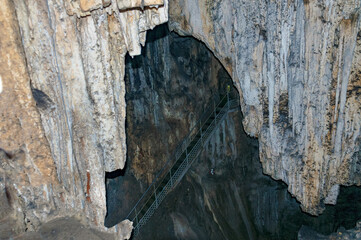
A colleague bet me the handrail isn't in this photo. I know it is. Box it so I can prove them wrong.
[125,91,230,219]
[125,87,240,234]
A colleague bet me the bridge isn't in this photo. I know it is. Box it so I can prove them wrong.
[126,88,239,236]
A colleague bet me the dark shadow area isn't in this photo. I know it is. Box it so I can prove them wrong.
[253,178,361,239]
[0,148,14,159]
[104,23,361,240]
[105,162,127,179]
[30,86,54,110]
[312,186,361,233]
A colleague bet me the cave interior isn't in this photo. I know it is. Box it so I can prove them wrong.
[104,24,361,240]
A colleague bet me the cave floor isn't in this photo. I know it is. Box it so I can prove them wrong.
[5,217,115,240]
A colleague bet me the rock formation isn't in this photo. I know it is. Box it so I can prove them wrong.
[1,0,361,238]
[298,220,361,240]
[105,25,243,232]
[0,0,167,237]
[109,24,361,240]
[169,0,361,215]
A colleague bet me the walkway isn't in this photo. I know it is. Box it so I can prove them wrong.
[126,88,239,236]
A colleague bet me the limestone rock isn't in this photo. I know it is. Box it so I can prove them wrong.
[298,220,361,240]
[116,0,164,10]
[169,0,361,215]
[0,0,167,237]
[115,219,133,240]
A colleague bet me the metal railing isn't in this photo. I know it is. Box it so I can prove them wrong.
[126,88,239,236]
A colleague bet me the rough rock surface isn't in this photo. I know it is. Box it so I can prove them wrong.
[124,26,231,185]
[298,220,361,240]
[0,217,117,240]
[169,0,361,214]
[105,24,235,226]
[0,0,167,237]
[111,24,361,240]
[1,0,361,238]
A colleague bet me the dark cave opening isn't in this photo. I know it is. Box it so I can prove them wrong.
[105,163,127,179]
[104,23,361,240]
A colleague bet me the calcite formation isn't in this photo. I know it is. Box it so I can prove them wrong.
[1,0,361,238]
[169,0,361,215]
[0,0,167,237]
[116,26,257,239]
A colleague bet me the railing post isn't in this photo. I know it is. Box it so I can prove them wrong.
[214,109,217,125]
[227,87,230,109]
[169,170,173,187]
[200,121,203,144]
[126,90,240,237]
[135,207,139,232]
[153,185,158,208]
[213,100,217,125]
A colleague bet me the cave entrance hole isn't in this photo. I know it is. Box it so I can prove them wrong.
[103,23,248,234]
[103,23,361,240]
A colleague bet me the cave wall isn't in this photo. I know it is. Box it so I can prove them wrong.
[0,0,167,237]
[168,0,361,215]
[299,219,361,240]
[105,23,234,227]
[109,24,361,240]
[119,24,361,239]
[125,25,231,184]
[1,0,361,238]
[138,110,258,240]
[115,25,259,240]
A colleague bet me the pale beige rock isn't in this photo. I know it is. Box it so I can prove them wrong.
[169,0,361,215]
[115,220,133,240]
[0,0,59,232]
[0,0,167,238]
[116,0,164,10]
[1,1,360,239]
[65,0,165,17]
[80,0,103,12]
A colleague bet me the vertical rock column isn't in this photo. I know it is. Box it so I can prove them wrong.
[0,0,58,232]
[0,0,168,236]
[169,0,361,214]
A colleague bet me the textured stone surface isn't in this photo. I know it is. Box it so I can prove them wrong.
[124,25,231,184]
[0,0,59,233]
[1,0,361,238]
[113,25,361,240]
[4,217,117,240]
[0,0,167,237]
[169,0,361,215]
[105,24,236,226]
[298,220,361,240]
